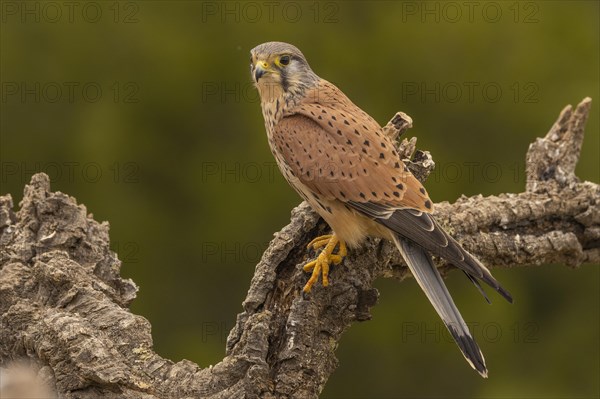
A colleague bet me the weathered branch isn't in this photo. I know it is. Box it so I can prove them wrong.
[0,98,597,398]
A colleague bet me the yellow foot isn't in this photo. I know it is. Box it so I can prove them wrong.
[302,234,347,293]
[306,234,333,251]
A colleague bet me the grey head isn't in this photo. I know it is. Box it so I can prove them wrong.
[250,41,319,95]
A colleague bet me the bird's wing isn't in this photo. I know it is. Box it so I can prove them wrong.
[273,80,432,213]
[351,202,513,303]
[273,79,512,302]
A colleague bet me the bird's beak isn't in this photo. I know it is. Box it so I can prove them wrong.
[253,61,269,82]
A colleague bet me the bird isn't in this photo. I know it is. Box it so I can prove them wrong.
[250,41,512,377]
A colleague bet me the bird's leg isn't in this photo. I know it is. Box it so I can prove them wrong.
[303,234,347,292]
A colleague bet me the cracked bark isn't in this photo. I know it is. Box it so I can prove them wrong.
[0,98,597,398]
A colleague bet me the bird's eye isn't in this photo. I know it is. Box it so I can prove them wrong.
[279,55,290,66]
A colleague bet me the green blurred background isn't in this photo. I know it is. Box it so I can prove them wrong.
[1,1,598,397]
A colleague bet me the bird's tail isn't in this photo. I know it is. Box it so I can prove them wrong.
[393,235,488,378]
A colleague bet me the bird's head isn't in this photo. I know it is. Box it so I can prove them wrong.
[250,41,319,102]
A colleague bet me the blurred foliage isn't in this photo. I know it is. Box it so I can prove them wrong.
[1,1,598,398]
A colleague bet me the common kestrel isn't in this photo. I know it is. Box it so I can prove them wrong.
[250,41,512,377]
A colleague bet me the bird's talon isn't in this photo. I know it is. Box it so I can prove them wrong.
[302,234,346,292]
[337,241,348,257]
[329,255,343,265]
[303,260,317,272]
[303,261,321,293]
[307,234,333,250]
